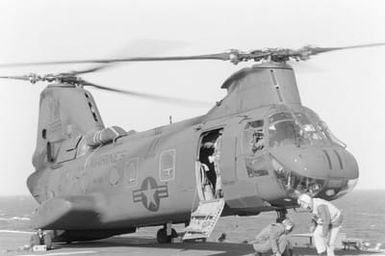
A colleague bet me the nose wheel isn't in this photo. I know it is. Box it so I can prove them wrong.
[29,229,53,250]
[276,208,287,222]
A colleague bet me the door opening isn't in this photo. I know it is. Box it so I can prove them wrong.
[197,129,224,201]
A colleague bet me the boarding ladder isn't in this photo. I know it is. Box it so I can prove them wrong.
[183,198,225,240]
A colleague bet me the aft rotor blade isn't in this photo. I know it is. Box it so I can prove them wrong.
[0,74,42,83]
[0,53,234,68]
[82,81,212,107]
[0,75,32,81]
[67,64,113,76]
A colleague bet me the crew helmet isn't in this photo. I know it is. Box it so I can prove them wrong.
[297,193,313,209]
[282,218,295,231]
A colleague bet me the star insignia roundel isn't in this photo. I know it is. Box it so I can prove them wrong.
[133,177,168,211]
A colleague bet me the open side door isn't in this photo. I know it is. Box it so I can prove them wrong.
[185,128,226,240]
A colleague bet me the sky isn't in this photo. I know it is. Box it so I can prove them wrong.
[0,0,385,195]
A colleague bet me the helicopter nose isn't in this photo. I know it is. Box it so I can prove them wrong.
[269,146,359,199]
[270,146,358,180]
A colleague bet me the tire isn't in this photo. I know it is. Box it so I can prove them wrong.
[43,233,53,250]
[157,228,171,243]
[157,228,178,243]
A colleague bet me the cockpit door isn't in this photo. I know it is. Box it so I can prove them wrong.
[220,130,237,185]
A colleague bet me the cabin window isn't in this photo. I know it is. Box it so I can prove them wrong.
[125,158,138,186]
[243,120,264,154]
[159,149,176,181]
[47,142,54,162]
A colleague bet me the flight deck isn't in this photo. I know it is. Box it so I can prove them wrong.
[1,230,384,256]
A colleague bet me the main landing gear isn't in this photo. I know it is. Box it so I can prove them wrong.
[156,223,178,243]
[29,229,53,250]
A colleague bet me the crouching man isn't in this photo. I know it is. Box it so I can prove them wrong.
[251,218,294,256]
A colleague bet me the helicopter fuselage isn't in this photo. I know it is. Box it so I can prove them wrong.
[26,62,359,238]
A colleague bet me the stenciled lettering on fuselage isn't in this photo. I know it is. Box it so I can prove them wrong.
[133,177,168,212]
[89,151,129,168]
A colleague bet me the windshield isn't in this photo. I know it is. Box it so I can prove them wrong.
[295,112,325,145]
[268,119,299,147]
[268,112,335,147]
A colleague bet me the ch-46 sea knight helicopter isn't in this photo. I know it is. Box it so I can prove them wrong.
[1,42,383,247]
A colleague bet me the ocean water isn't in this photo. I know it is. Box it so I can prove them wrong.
[0,190,384,247]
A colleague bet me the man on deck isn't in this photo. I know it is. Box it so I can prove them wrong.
[298,194,343,256]
[251,218,294,256]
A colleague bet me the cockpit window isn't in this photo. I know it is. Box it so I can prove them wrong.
[318,121,346,148]
[268,118,299,147]
[295,113,324,145]
[269,112,292,123]
[265,111,347,148]
[246,120,264,129]
[268,112,329,147]
[243,120,264,154]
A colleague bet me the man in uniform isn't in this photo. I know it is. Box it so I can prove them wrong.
[251,218,295,256]
[297,194,343,256]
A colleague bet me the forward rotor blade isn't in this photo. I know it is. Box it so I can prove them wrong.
[307,42,385,55]
[1,42,384,68]
[82,81,211,107]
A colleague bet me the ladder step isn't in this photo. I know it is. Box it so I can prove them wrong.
[183,198,225,241]
[184,228,206,234]
[191,214,214,218]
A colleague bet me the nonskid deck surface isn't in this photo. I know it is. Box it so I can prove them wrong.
[1,231,384,256]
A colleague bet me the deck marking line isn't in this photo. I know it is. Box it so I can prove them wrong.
[20,251,97,256]
[0,229,34,234]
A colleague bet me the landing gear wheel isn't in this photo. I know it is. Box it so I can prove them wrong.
[276,208,288,222]
[43,233,52,250]
[156,228,177,243]
[157,228,169,243]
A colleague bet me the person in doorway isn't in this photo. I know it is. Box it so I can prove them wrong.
[211,132,223,198]
[200,163,214,200]
[199,139,216,191]
[251,218,295,256]
[250,129,264,153]
[297,194,343,256]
